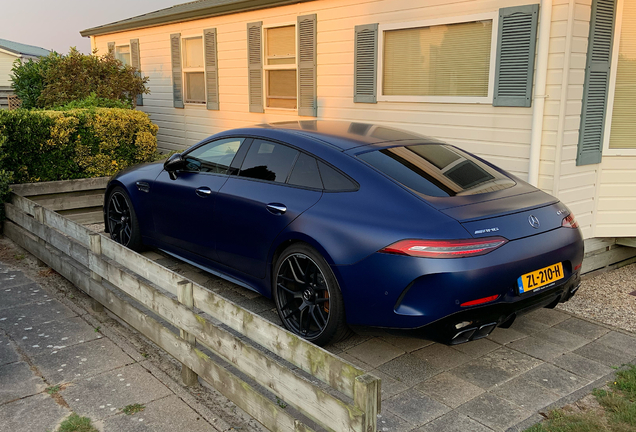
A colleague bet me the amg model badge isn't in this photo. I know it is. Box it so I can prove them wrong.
[528,215,540,229]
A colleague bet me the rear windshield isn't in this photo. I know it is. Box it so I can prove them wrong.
[358,144,516,197]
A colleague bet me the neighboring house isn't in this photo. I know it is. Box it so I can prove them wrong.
[81,0,636,270]
[0,38,50,109]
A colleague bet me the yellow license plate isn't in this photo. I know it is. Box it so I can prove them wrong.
[518,263,564,294]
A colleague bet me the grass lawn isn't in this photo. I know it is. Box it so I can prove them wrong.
[526,365,636,432]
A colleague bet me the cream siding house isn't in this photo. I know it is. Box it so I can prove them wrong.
[0,39,50,109]
[81,0,636,272]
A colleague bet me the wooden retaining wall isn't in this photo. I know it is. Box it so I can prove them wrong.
[10,177,109,225]
[4,191,380,432]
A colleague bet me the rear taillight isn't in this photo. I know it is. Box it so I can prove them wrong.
[562,213,579,229]
[379,237,508,259]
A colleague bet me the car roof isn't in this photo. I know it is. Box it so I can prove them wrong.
[250,120,443,151]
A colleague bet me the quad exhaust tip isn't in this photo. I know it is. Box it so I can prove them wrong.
[451,322,497,344]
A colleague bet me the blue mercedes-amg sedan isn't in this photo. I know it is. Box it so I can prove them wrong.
[104,121,584,346]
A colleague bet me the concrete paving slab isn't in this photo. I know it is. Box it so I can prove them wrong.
[0,271,34,290]
[457,393,531,432]
[0,282,45,311]
[379,336,434,353]
[486,327,527,345]
[450,347,542,389]
[34,338,134,385]
[0,334,20,366]
[451,338,499,357]
[376,411,415,432]
[595,331,636,357]
[532,326,591,351]
[369,369,410,400]
[520,363,589,397]
[0,361,46,404]
[0,298,77,330]
[573,340,635,367]
[377,353,440,385]
[384,389,450,426]
[103,395,217,432]
[552,352,613,380]
[7,316,100,357]
[524,308,570,327]
[554,317,610,340]
[414,411,493,432]
[490,376,560,412]
[0,393,70,432]
[508,315,551,335]
[412,344,471,371]
[337,352,374,371]
[415,372,484,409]
[507,336,569,361]
[62,363,172,421]
[346,338,406,368]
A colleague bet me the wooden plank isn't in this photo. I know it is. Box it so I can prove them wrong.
[583,237,615,255]
[58,208,104,225]
[354,373,381,432]
[88,253,366,432]
[177,280,198,386]
[4,203,90,267]
[4,220,316,432]
[582,246,636,274]
[30,190,104,212]
[10,177,110,197]
[617,238,636,248]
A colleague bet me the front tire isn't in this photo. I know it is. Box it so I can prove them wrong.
[273,244,350,346]
[105,186,143,251]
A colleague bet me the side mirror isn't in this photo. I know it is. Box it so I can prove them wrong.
[164,153,184,171]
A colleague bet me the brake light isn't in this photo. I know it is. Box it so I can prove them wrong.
[461,295,500,307]
[380,237,508,259]
[562,213,579,229]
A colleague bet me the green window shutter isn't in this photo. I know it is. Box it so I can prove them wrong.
[204,28,220,110]
[298,14,317,117]
[130,38,143,107]
[247,22,263,113]
[493,5,539,107]
[577,0,617,166]
[107,42,115,55]
[170,33,184,109]
[354,23,378,103]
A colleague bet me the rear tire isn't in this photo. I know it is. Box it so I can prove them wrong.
[105,186,143,251]
[273,243,351,346]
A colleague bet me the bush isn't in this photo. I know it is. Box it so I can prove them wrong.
[0,108,158,183]
[51,93,133,110]
[10,48,149,109]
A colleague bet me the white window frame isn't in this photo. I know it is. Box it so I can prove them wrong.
[115,44,131,66]
[262,22,298,112]
[603,0,636,156]
[181,34,206,105]
[377,12,499,104]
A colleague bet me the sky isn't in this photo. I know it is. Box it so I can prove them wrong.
[2,0,181,54]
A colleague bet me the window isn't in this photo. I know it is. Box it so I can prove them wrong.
[239,140,299,182]
[288,153,322,189]
[183,138,244,174]
[265,25,297,109]
[317,162,357,191]
[115,45,131,66]
[608,0,636,150]
[378,14,497,103]
[183,37,205,104]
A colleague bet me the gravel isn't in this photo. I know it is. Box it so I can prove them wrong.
[558,263,636,333]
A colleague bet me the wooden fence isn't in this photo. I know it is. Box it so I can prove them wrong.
[10,177,109,225]
[4,189,380,432]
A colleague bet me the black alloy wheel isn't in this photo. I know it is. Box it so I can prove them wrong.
[106,187,143,251]
[273,244,350,346]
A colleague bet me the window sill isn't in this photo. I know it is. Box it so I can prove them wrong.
[377,95,493,104]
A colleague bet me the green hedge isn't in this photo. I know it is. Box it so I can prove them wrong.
[0,108,158,183]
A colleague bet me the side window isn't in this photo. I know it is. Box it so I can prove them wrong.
[183,138,244,174]
[288,153,323,189]
[239,139,299,183]
[318,161,357,191]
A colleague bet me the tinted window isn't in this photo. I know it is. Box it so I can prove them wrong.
[183,138,244,174]
[358,144,515,197]
[239,140,299,183]
[288,153,323,189]
[318,161,356,191]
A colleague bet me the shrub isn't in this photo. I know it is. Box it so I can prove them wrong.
[0,108,158,183]
[10,48,149,109]
[51,93,133,110]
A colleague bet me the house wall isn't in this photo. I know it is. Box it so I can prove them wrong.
[92,0,635,240]
[0,51,19,87]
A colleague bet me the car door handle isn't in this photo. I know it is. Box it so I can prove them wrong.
[195,187,212,197]
[266,203,287,215]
